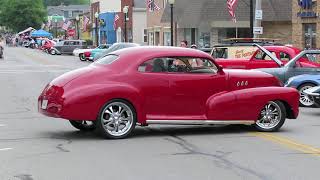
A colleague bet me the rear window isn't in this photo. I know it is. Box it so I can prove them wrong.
[94,55,119,65]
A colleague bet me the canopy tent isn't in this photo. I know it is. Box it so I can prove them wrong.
[31,30,52,38]
[18,27,35,35]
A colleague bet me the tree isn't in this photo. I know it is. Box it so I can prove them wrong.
[44,0,89,6]
[0,0,47,32]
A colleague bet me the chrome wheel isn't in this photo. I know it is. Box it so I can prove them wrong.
[256,101,282,130]
[299,85,315,107]
[101,102,134,137]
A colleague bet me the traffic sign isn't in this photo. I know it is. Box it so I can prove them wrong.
[255,10,263,20]
[253,27,263,34]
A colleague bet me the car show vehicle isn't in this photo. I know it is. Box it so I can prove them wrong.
[304,86,320,107]
[91,43,139,61]
[73,44,110,61]
[255,45,320,83]
[211,38,281,59]
[50,40,87,55]
[38,47,299,139]
[214,45,320,69]
[285,74,320,107]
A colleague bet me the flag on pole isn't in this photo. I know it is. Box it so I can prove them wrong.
[62,21,72,30]
[227,0,238,22]
[83,16,90,32]
[113,13,120,30]
[147,0,161,12]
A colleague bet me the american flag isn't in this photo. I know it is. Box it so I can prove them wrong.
[113,13,120,30]
[147,0,160,12]
[83,16,90,32]
[62,20,72,30]
[227,0,238,22]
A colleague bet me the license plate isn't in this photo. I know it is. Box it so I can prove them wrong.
[41,100,48,110]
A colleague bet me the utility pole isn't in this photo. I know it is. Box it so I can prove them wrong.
[250,0,254,38]
[254,0,262,38]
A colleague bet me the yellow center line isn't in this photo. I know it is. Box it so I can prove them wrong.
[249,132,320,156]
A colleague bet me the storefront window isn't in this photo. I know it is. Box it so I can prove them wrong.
[148,32,154,45]
[218,28,250,43]
[304,23,316,49]
[163,32,171,46]
[199,32,210,48]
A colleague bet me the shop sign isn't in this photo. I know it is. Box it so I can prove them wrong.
[297,0,317,18]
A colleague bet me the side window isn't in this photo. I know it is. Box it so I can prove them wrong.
[63,41,70,46]
[138,58,167,73]
[254,50,276,60]
[279,52,290,61]
[138,57,218,74]
[74,41,80,45]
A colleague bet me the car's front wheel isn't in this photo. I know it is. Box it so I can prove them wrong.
[95,100,137,139]
[79,53,86,61]
[69,120,96,131]
[254,101,286,132]
[298,83,315,107]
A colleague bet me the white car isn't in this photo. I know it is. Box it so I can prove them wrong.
[73,44,110,61]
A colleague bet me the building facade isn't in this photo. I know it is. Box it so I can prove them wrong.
[148,0,292,47]
[147,0,175,46]
[292,0,319,49]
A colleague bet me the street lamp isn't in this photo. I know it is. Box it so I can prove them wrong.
[76,15,80,40]
[54,18,58,38]
[94,12,99,46]
[168,0,175,46]
[122,6,129,42]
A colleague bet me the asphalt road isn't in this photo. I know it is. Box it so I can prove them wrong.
[0,47,320,180]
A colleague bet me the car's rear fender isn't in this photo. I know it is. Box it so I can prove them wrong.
[61,83,143,122]
[206,87,299,120]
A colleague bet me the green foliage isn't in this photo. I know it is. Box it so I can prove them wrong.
[0,0,47,32]
[44,0,89,6]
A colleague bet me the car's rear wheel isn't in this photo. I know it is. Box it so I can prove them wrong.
[298,83,315,107]
[50,49,56,55]
[79,53,86,61]
[254,101,286,132]
[69,120,96,131]
[95,100,136,139]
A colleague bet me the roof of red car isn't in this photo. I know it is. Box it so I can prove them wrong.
[113,46,214,59]
[264,45,301,54]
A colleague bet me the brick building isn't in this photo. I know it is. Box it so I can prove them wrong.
[148,0,292,48]
[292,0,319,49]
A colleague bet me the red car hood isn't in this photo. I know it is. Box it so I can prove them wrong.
[224,69,282,90]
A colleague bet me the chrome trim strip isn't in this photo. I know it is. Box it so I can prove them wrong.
[146,120,255,125]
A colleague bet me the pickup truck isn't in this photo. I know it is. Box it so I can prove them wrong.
[214,45,320,69]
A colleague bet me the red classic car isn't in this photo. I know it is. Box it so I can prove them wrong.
[215,45,320,69]
[38,47,299,139]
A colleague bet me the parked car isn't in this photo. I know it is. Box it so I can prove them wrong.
[255,44,320,84]
[304,86,320,107]
[83,43,139,61]
[211,38,282,59]
[285,74,320,107]
[92,43,140,61]
[38,46,299,139]
[215,45,320,69]
[50,40,87,55]
[73,44,110,61]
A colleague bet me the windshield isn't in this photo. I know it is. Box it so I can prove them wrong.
[94,54,119,65]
